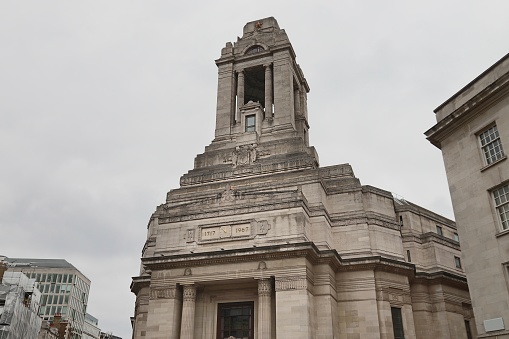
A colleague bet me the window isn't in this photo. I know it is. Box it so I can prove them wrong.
[455,256,462,269]
[454,233,459,242]
[399,215,403,226]
[245,115,256,132]
[436,225,443,236]
[245,45,264,55]
[217,302,254,339]
[480,125,504,165]
[493,184,509,230]
[406,250,411,262]
[391,307,405,339]
[465,320,473,339]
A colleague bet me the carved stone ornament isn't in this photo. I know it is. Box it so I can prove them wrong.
[253,220,271,235]
[232,144,257,167]
[184,268,192,276]
[185,229,195,243]
[150,287,178,300]
[182,285,197,302]
[258,278,272,296]
[220,183,237,202]
[258,261,267,270]
[275,277,307,291]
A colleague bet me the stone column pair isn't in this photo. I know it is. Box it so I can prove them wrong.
[179,280,272,339]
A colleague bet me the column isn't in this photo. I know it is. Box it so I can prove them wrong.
[180,285,197,339]
[237,70,245,122]
[258,278,272,339]
[264,64,273,118]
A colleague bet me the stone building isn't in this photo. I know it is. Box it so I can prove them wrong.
[426,53,509,338]
[131,17,475,339]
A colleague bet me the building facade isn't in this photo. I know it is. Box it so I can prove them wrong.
[4,258,91,339]
[83,314,100,339]
[132,17,475,339]
[0,271,42,339]
[426,53,509,338]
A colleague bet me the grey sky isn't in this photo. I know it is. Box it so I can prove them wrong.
[1,1,509,337]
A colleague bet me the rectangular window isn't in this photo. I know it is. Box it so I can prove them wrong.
[391,307,405,339]
[465,319,473,339]
[454,233,459,242]
[480,125,504,165]
[217,302,254,339]
[245,115,256,132]
[399,215,403,226]
[406,250,411,262]
[436,225,443,236]
[493,184,509,230]
[455,256,462,269]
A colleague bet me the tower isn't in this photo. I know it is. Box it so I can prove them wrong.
[132,18,474,339]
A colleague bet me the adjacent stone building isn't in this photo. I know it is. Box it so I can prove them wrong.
[131,17,475,339]
[426,53,509,338]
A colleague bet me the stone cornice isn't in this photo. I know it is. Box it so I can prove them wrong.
[339,256,415,277]
[419,232,461,249]
[394,199,456,228]
[411,271,468,290]
[179,155,318,186]
[331,211,400,231]
[130,275,150,294]
[157,196,309,224]
[426,66,509,148]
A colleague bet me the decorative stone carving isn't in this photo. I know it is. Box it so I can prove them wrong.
[149,287,178,300]
[184,268,192,276]
[182,285,197,302]
[258,278,272,297]
[232,144,257,167]
[220,183,237,202]
[253,220,271,235]
[185,229,195,243]
[258,261,267,270]
[275,277,307,291]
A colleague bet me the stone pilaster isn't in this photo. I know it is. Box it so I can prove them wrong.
[145,285,182,339]
[264,64,273,118]
[237,70,245,122]
[275,276,312,338]
[258,278,272,339]
[180,285,197,339]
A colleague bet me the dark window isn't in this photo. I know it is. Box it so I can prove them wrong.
[399,215,403,226]
[245,115,256,132]
[244,66,266,108]
[465,319,473,339]
[391,307,405,339]
[245,45,264,55]
[455,256,462,269]
[436,225,443,236]
[217,302,254,339]
[406,250,411,262]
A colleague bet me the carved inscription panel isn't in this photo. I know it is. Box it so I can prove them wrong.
[200,224,251,241]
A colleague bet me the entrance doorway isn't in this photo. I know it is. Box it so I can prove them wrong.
[216,301,254,339]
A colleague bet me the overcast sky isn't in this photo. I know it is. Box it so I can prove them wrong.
[1,1,509,338]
